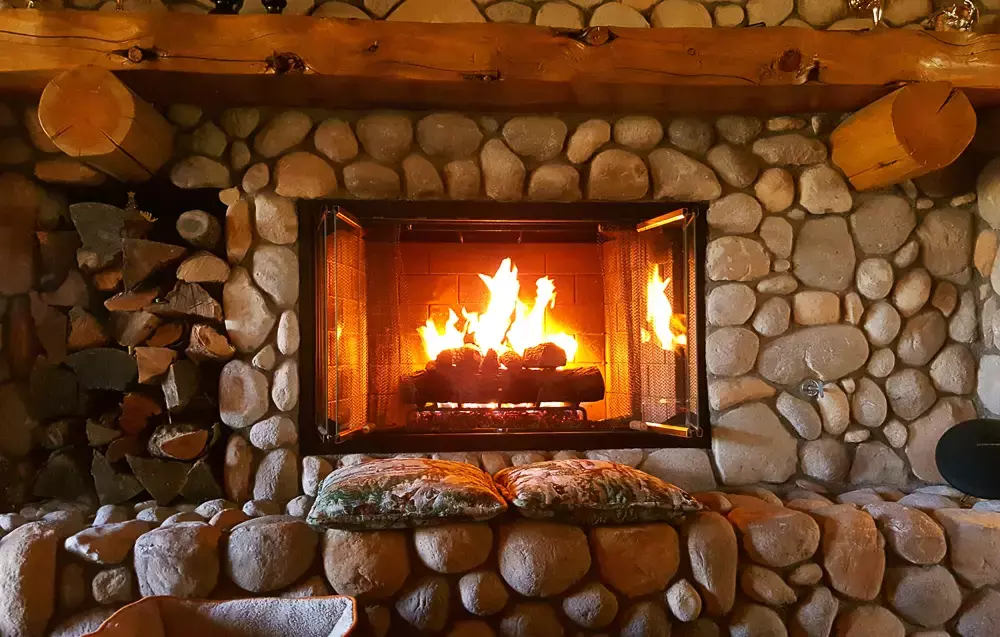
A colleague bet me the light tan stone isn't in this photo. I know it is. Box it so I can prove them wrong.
[590,524,679,598]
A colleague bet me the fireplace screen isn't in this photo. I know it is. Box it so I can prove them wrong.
[301,202,707,453]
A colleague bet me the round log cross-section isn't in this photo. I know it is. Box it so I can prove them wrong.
[38,65,174,182]
[830,81,976,191]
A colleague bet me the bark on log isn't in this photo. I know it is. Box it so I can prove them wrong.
[135,346,178,384]
[37,64,174,182]
[118,392,162,436]
[148,423,209,461]
[176,210,221,249]
[161,360,198,413]
[830,82,976,191]
[186,323,235,364]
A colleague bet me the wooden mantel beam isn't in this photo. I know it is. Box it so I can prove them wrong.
[2,10,1000,114]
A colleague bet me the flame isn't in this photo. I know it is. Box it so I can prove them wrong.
[419,258,578,364]
[644,266,686,351]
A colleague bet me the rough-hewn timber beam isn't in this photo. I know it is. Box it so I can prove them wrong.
[2,10,1000,114]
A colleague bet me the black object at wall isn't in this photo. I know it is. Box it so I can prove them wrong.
[937,419,1000,499]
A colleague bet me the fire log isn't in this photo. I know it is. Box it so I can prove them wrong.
[401,366,604,405]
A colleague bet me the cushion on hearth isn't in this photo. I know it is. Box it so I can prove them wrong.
[494,459,702,525]
[306,458,507,530]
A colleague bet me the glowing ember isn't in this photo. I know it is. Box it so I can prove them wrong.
[418,258,578,363]
[643,266,686,351]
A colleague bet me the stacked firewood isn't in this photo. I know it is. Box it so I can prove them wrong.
[401,342,604,406]
[4,196,234,508]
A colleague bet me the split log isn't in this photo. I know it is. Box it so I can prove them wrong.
[67,306,108,351]
[145,282,223,322]
[186,323,235,363]
[121,238,186,290]
[176,210,221,249]
[161,360,199,413]
[135,346,178,384]
[118,392,162,436]
[830,82,976,191]
[522,342,568,369]
[104,288,159,312]
[37,65,174,182]
[401,365,604,405]
[36,231,81,291]
[92,267,123,293]
[148,423,209,461]
[145,322,184,348]
[111,310,161,347]
[106,435,143,464]
[176,251,231,284]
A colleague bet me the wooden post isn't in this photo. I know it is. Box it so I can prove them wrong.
[37,65,174,182]
[830,82,976,191]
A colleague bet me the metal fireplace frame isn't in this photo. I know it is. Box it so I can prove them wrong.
[298,201,710,455]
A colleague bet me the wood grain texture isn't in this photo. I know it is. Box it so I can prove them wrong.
[2,11,1000,113]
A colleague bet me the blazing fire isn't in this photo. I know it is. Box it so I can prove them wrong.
[643,266,687,351]
[418,258,578,363]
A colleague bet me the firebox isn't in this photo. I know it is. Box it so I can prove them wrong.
[299,202,708,453]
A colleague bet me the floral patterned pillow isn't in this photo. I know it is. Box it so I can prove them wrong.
[307,458,507,530]
[494,458,702,525]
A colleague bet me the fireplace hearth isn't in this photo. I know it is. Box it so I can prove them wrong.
[299,202,708,453]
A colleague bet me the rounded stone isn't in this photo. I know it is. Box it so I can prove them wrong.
[716,115,763,145]
[590,524,679,597]
[759,216,793,258]
[219,359,269,429]
[481,139,525,202]
[273,151,337,199]
[252,245,299,308]
[752,133,827,165]
[565,119,610,164]
[850,195,916,255]
[587,149,648,201]
[498,521,590,597]
[906,397,977,483]
[254,111,312,158]
[416,113,482,159]
[756,325,869,384]
[248,415,297,450]
[402,154,444,199]
[707,144,759,189]
[651,0,712,26]
[885,368,936,420]
[787,563,823,586]
[800,438,850,482]
[707,193,763,234]
[728,505,820,568]
[707,284,756,326]
[669,118,714,155]
[527,164,580,202]
[799,164,851,214]
[707,236,770,281]
[254,191,297,246]
[459,571,509,616]
[276,310,300,356]
[355,113,413,162]
[929,342,974,395]
[897,311,947,367]
[535,2,585,28]
[499,603,564,637]
[413,523,492,574]
[863,502,946,565]
[133,522,221,598]
[313,118,359,163]
[893,268,932,317]
[740,565,797,606]
[851,378,887,427]
[776,391,822,440]
[752,297,791,337]
[793,216,856,291]
[706,327,758,377]
[713,403,797,484]
[649,148,722,201]
[396,575,449,633]
[443,159,480,199]
[917,207,973,277]
[730,603,786,637]
[221,107,260,138]
[856,258,894,299]
[343,161,401,199]
[792,290,840,325]
[322,529,410,600]
[863,301,901,347]
[562,581,618,629]
[620,601,670,637]
[225,516,317,593]
[502,116,568,161]
[666,578,702,622]
[754,167,795,213]
[171,156,230,189]
[849,441,908,487]
[955,588,1000,637]
[836,605,905,637]
[613,115,664,150]
[252,448,299,503]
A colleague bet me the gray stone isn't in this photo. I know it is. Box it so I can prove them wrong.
[893,268,932,317]
[917,207,973,277]
[707,193,762,233]
[314,118,358,164]
[502,116,567,161]
[63,520,151,564]
[277,310,300,356]
[817,383,849,435]
[322,529,410,600]
[907,398,977,482]
[613,115,663,150]
[712,402,796,484]
[897,310,947,367]
[620,601,671,637]
[980,355,1000,414]
[219,359,269,429]
[586,149,648,200]
[759,216,793,258]
[852,377,887,427]
[752,297,790,337]
[668,118,714,155]
[863,300,901,346]
[49,607,117,637]
[252,245,298,309]
[885,368,936,421]
[134,522,221,598]
[649,148,722,201]
[787,562,824,586]
[500,602,564,637]
[302,456,334,497]
[687,512,737,616]
[242,162,270,194]
[715,115,762,145]
[223,267,276,353]
[416,113,482,159]
[895,239,921,267]
[562,581,619,628]
[757,325,869,384]
[459,571,508,616]
[91,566,132,604]
[956,588,1000,637]
[171,156,230,189]
[441,159,479,199]
[355,113,412,162]
[849,441,908,487]
[856,258,894,300]
[498,521,590,597]
[708,376,775,412]
[799,164,851,214]
[752,133,827,165]
[230,140,250,171]
[254,191,297,245]
[402,154,444,199]
[481,139,524,202]
[886,565,961,627]
[272,358,299,412]
[0,524,58,637]
[396,576,450,633]
[254,111,312,158]
[706,144,759,189]
[274,151,337,199]
[565,119,610,164]
[776,391,822,440]
[414,523,493,574]
[527,164,580,201]
[850,194,916,255]
[930,343,975,394]
[249,415,297,450]
[221,107,259,139]
[640,448,718,492]
[708,284,756,326]
[753,167,795,213]
[226,516,318,593]
[864,501,947,565]
[253,448,299,503]
[707,236,770,281]
[800,438,850,482]
[790,586,838,637]
[706,327,758,377]
[978,158,1000,229]
[343,161,401,199]
[793,216,856,291]
[191,121,227,157]
[935,509,1000,589]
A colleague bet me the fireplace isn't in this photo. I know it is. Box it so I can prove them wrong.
[299,202,708,453]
